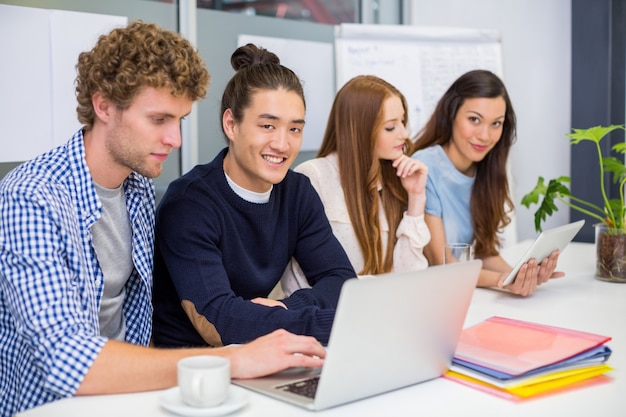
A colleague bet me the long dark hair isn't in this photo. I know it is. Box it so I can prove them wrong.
[411,70,517,257]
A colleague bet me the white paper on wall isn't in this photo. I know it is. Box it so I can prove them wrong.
[0,4,127,163]
[335,23,502,137]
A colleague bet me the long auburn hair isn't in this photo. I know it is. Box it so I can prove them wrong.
[318,75,411,274]
[410,70,517,257]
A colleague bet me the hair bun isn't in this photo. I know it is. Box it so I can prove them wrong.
[231,43,280,71]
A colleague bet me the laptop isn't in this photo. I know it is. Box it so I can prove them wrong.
[233,260,482,410]
[501,220,585,286]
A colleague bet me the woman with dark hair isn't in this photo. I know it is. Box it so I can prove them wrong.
[411,70,563,296]
[152,44,355,347]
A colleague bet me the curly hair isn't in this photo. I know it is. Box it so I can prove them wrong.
[75,20,210,131]
[317,75,411,274]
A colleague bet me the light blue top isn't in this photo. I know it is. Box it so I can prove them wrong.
[412,145,475,245]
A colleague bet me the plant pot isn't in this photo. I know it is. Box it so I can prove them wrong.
[595,223,626,282]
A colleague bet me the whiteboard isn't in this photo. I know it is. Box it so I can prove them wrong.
[238,34,334,151]
[336,24,515,245]
[335,24,503,136]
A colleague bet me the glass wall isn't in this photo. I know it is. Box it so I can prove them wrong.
[196,0,359,23]
[150,0,402,24]
[0,0,403,185]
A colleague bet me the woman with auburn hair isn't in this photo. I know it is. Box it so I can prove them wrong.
[411,69,563,296]
[280,75,429,294]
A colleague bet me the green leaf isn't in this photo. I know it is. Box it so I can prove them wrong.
[547,178,571,197]
[603,156,626,183]
[521,176,572,232]
[612,142,626,154]
[524,125,626,232]
[567,124,625,145]
[520,177,546,207]
[607,199,625,229]
[608,198,623,214]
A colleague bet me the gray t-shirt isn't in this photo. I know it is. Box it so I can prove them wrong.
[92,182,133,341]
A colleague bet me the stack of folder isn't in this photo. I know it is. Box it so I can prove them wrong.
[444,316,613,401]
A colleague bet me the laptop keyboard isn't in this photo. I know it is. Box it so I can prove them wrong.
[276,376,320,399]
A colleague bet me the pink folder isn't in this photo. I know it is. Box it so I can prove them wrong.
[454,316,612,376]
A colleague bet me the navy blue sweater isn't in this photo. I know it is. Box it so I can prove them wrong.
[152,148,356,346]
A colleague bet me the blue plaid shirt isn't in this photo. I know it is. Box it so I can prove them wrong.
[0,130,155,416]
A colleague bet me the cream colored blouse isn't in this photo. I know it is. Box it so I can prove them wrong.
[277,153,430,297]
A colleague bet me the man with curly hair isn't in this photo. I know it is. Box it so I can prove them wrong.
[0,21,325,416]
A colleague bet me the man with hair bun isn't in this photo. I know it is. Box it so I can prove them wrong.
[0,23,326,417]
[152,43,356,348]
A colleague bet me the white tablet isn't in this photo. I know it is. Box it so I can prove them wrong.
[502,220,585,286]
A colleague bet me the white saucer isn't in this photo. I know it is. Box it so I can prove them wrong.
[159,385,250,416]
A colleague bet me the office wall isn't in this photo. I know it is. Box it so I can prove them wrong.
[0,0,573,243]
[409,0,572,242]
[0,0,329,183]
[0,0,179,194]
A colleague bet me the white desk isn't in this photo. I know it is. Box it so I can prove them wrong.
[17,242,626,417]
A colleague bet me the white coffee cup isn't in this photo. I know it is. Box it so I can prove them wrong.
[178,356,231,408]
[443,243,473,264]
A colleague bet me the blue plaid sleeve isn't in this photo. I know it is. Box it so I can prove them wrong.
[1,180,106,393]
[0,132,155,416]
[0,166,106,413]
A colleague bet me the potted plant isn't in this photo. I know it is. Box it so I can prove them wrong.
[521,124,626,282]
